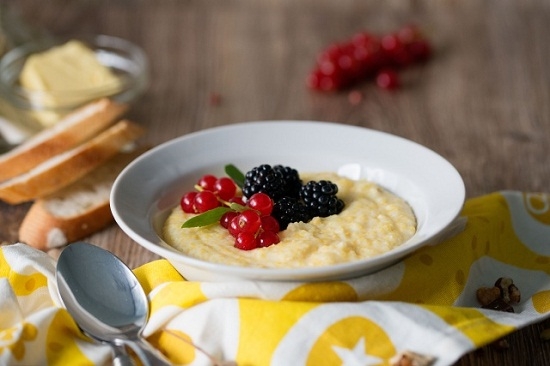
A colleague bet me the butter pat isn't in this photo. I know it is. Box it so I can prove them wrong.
[20,40,122,126]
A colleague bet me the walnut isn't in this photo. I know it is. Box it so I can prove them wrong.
[476,277,521,312]
[483,298,514,313]
[476,286,501,306]
[390,351,435,366]
[495,277,521,304]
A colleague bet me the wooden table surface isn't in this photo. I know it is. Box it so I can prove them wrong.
[2,0,550,364]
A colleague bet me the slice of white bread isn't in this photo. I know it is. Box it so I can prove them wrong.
[0,98,128,182]
[0,120,144,204]
[18,148,146,250]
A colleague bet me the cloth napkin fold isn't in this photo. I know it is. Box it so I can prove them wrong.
[1,191,550,366]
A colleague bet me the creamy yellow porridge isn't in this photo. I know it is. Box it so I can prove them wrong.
[162,173,416,268]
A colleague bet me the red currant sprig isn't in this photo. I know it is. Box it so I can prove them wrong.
[180,175,239,214]
[306,24,432,92]
[180,173,281,251]
[228,193,281,250]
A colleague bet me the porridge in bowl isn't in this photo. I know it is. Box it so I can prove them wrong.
[111,121,466,281]
[162,166,416,268]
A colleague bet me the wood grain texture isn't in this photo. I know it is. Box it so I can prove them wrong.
[2,1,550,364]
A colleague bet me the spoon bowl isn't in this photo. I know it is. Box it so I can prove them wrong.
[56,242,170,366]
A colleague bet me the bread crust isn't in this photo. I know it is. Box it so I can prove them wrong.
[18,148,147,249]
[19,200,114,250]
[0,98,128,182]
[0,120,144,204]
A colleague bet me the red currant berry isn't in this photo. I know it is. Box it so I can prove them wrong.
[260,215,280,233]
[198,175,217,191]
[229,196,245,206]
[214,177,237,200]
[234,232,259,250]
[236,210,262,234]
[348,90,363,105]
[407,40,432,62]
[317,43,344,64]
[381,34,404,54]
[306,70,322,90]
[337,53,362,80]
[382,34,413,67]
[319,59,340,77]
[376,69,400,90]
[351,31,375,47]
[180,192,198,213]
[353,45,382,76]
[194,190,220,212]
[257,231,280,248]
[247,192,274,216]
[228,216,242,237]
[318,74,344,91]
[392,48,415,67]
[397,24,421,44]
[307,68,342,91]
[220,211,238,229]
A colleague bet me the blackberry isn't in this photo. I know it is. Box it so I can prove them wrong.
[300,180,345,217]
[273,165,302,198]
[242,164,287,200]
[272,197,312,230]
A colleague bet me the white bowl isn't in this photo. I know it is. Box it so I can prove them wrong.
[111,121,465,282]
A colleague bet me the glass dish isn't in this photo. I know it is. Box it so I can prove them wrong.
[0,34,149,131]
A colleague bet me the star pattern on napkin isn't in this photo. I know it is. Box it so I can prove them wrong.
[332,337,382,365]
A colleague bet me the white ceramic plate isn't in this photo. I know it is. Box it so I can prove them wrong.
[111,121,465,281]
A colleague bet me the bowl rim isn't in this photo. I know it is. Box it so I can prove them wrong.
[111,120,466,281]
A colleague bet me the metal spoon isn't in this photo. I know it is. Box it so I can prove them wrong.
[56,241,171,366]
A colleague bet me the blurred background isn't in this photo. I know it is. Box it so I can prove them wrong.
[3,0,549,200]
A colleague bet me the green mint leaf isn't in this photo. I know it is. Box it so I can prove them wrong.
[225,164,245,188]
[181,207,233,228]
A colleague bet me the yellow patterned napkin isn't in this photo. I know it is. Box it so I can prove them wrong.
[1,191,550,365]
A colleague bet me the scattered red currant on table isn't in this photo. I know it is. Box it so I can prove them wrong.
[376,69,400,90]
[306,24,432,92]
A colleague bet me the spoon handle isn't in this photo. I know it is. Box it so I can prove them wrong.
[127,338,172,366]
[112,344,135,366]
